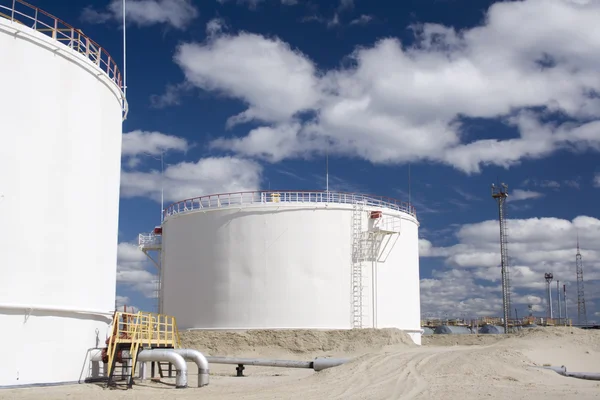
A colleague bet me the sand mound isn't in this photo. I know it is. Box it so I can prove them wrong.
[180,328,416,358]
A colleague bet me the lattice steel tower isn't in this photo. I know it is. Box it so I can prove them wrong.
[576,236,587,325]
[491,183,511,333]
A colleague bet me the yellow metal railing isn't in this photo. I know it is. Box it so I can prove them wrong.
[106,311,181,379]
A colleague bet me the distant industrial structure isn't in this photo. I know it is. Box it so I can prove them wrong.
[491,183,511,333]
[576,237,588,325]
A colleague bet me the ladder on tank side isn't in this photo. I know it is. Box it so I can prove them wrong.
[351,200,366,328]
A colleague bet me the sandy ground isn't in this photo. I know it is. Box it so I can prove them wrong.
[3,326,600,399]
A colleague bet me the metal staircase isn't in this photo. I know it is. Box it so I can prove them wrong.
[104,310,181,389]
[351,200,365,329]
[139,229,163,311]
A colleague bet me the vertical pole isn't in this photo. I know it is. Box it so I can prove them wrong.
[564,284,568,323]
[408,163,411,206]
[557,280,561,322]
[160,151,164,223]
[547,282,553,320]
[326,142,329,197]
[122,0,127,98]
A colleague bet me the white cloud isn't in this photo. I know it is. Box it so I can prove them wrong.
[594,173,600,187]
[281,0,297,4]
[206,18,227,37]
[174,33,321,126]
[338,0,354,11]
[120,156,263,203]
[121,130,190,168]
[119,131,263,205]
[81,0,198,29]
[149,82,193,108]
[170,0,600,174]
[115,295,131,308]
[116,242,158,298]
[510,189,544,201]
[216,0,265,9]
[350,15,374,26]
[420,215,600,317]
[122,130,189,157]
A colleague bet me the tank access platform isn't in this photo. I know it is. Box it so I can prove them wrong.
[102,309,181,388]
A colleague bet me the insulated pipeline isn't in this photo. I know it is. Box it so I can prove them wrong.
[137,350,188,388]
[205,356,349,371]
[167,349,210,387]
[543,365,600,381]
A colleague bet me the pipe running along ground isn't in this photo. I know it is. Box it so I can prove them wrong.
[542,365,600,381]
[205,356,349,371]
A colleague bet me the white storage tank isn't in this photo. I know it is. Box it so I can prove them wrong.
[0,1,125,387]
[155,191,422,344]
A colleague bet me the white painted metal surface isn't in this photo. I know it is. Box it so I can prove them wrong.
[161,191,422,345]
[0,2,123,386]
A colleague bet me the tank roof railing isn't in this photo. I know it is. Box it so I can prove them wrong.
[163,190,417,220]
[0,0,123,90]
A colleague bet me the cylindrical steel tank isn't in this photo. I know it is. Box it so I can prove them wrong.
[160,191,422,344]
[0,2,124,387]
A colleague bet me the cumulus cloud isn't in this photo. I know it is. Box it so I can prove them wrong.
[174,33,321,126]
[350,15,374,26]
[594,173,600,187]
[509,189,544,202]
[121,130,190,168]
[81,0,198,29]
[120,131,263,204]
[122,130,189,157]
[166,0,600,174]
[420,215,600,318]
[216,0,265,9]
[116,242,158,298]
[121,156,263,203]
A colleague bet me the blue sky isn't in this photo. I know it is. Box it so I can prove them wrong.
[37,0,600,322]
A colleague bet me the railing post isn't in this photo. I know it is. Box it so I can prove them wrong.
[11,0,15,21]
[52,18,57,40]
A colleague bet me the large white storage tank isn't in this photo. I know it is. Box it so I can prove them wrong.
[0,1,124,386]
[154,191,422,344]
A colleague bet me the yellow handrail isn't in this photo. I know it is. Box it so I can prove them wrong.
[105,311,181,379]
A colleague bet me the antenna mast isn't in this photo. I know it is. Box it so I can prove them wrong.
[491,182,511,333]
[408,163,411,206]
[326,142,329,194]
[122,0,127,99]
[576,235,587,325]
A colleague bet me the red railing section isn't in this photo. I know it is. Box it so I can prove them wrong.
[0,0,123,90]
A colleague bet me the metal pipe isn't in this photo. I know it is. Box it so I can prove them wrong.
[205,356,349,371]
[542,365,600,381]
[313,357,350,371]
[137,349,188,388]
[168,349,209,387]
[90,349,103,362]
